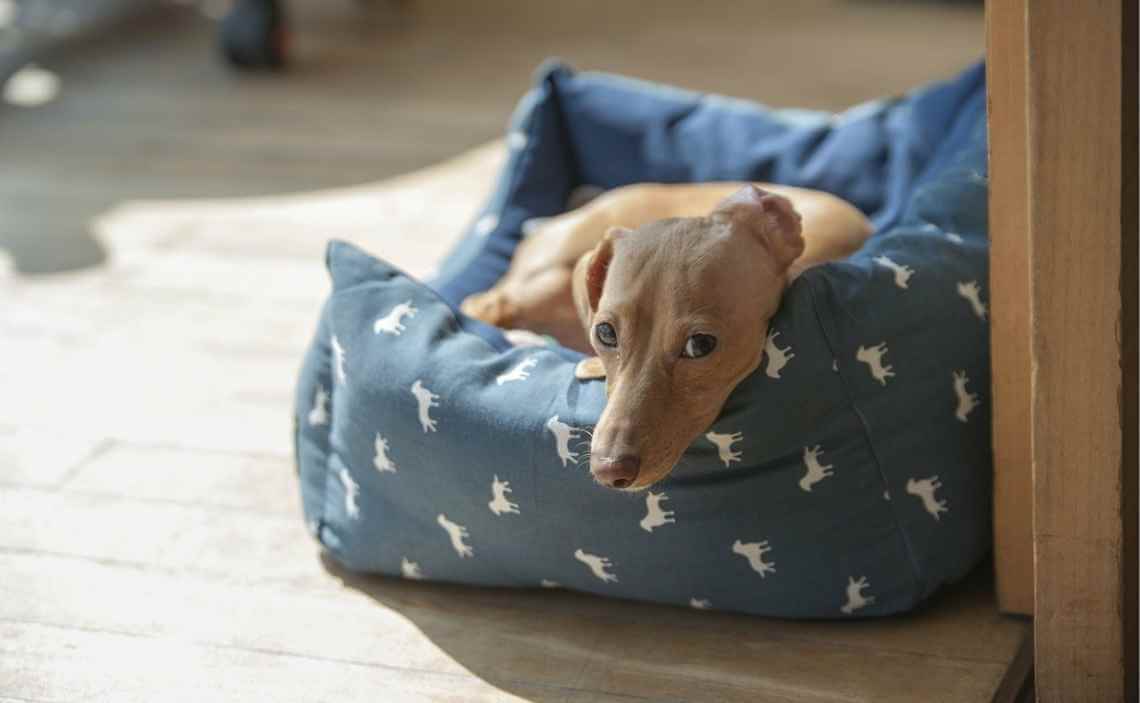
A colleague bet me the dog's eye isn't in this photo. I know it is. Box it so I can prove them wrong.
[595,322,618,348]
[682,334,717,359]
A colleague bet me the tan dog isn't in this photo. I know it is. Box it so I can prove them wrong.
[462,183,871,488]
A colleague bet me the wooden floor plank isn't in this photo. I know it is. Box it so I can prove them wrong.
[0,430,109,489]
[1,621,632,703]
[62,442,298,515]
[0,551,1019,703]
[0,483,1035,669]
[0,482,1029,662]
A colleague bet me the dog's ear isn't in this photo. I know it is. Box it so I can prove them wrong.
[573,226,629,328]
[715,186,805,270]
[587,226,629,310]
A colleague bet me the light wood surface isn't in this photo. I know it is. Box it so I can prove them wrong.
[0,3,1040,701]
[985,0,1035,619]
[1016,1,1134,701]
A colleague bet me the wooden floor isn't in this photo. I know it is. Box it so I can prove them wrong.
[0,2,1032,701]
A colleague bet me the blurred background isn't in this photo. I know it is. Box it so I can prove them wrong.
[0,0,983,275]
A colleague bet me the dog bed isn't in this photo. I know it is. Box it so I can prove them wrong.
[294,61,991,618]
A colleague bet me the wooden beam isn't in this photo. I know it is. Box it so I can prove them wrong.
[1120,2,1138,698]
[1022,1,1133,700]
[985,0,1035,617]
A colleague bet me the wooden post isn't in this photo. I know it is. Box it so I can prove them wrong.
[985,0,1034,618]
[1024,0,1133,700]
[988,0,1136,698]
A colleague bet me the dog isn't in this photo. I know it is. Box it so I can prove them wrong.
[462,182,872,489]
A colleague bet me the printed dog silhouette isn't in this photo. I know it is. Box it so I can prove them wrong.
[639,491,676,533]
[956,280,987,319]
[545,415,584,466]
[873,254,915,289]
[400,557,424,579]
[705,431,743,467]
[436,513,474,557]
[373,300,418,336]
[763,330,795,379]
[307,385,329,427]
[411,380,440,433]
[732,539,776,578]
[856,342,895,386]
[840,576,876,614]
[906,476,949,520]
[496,356,538,385]
[952,370,980,422]
[799,445,834,492]
[574,548,618,583]
[488,475,521,516]
[372,433,397,473]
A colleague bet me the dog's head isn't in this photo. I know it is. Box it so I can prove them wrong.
[573,185,804,489]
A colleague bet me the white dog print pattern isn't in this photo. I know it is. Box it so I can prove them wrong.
[952,370,980,422]
[546,415,584,466]
[906,476,949,521]
[373,300,418,336]
[763,330,794,379]
[732,539,776,578]
[307,385,329,427]
[705,431,743,467]
[574,548,618,583]
[873,255,915,289]
[639,491,675,533]
[436,513,474,557]
[373,433,397,473]
[856,343,894,386]
[411,380,440,433]
[496,356,538,385]
[956,280,987,320]
[799,445,834,492]
[401,557,424,580]
[488,475,520,516]
[840,576,876,614]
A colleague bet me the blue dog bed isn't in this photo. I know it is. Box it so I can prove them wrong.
[294,61,991,618]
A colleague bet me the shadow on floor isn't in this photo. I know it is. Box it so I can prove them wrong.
[320,552,1007,702]
[0,230,107,274]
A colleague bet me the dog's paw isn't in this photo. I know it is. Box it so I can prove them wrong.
[460,290,516,326]
[575,357,606,380]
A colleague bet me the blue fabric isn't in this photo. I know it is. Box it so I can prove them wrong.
[294,61,991,618]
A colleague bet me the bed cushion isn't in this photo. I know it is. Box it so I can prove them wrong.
[293,61,991,618]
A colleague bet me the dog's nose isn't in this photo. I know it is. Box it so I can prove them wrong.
[593,455,641,489]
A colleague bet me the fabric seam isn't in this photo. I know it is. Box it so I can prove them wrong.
[802,272,927,603]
